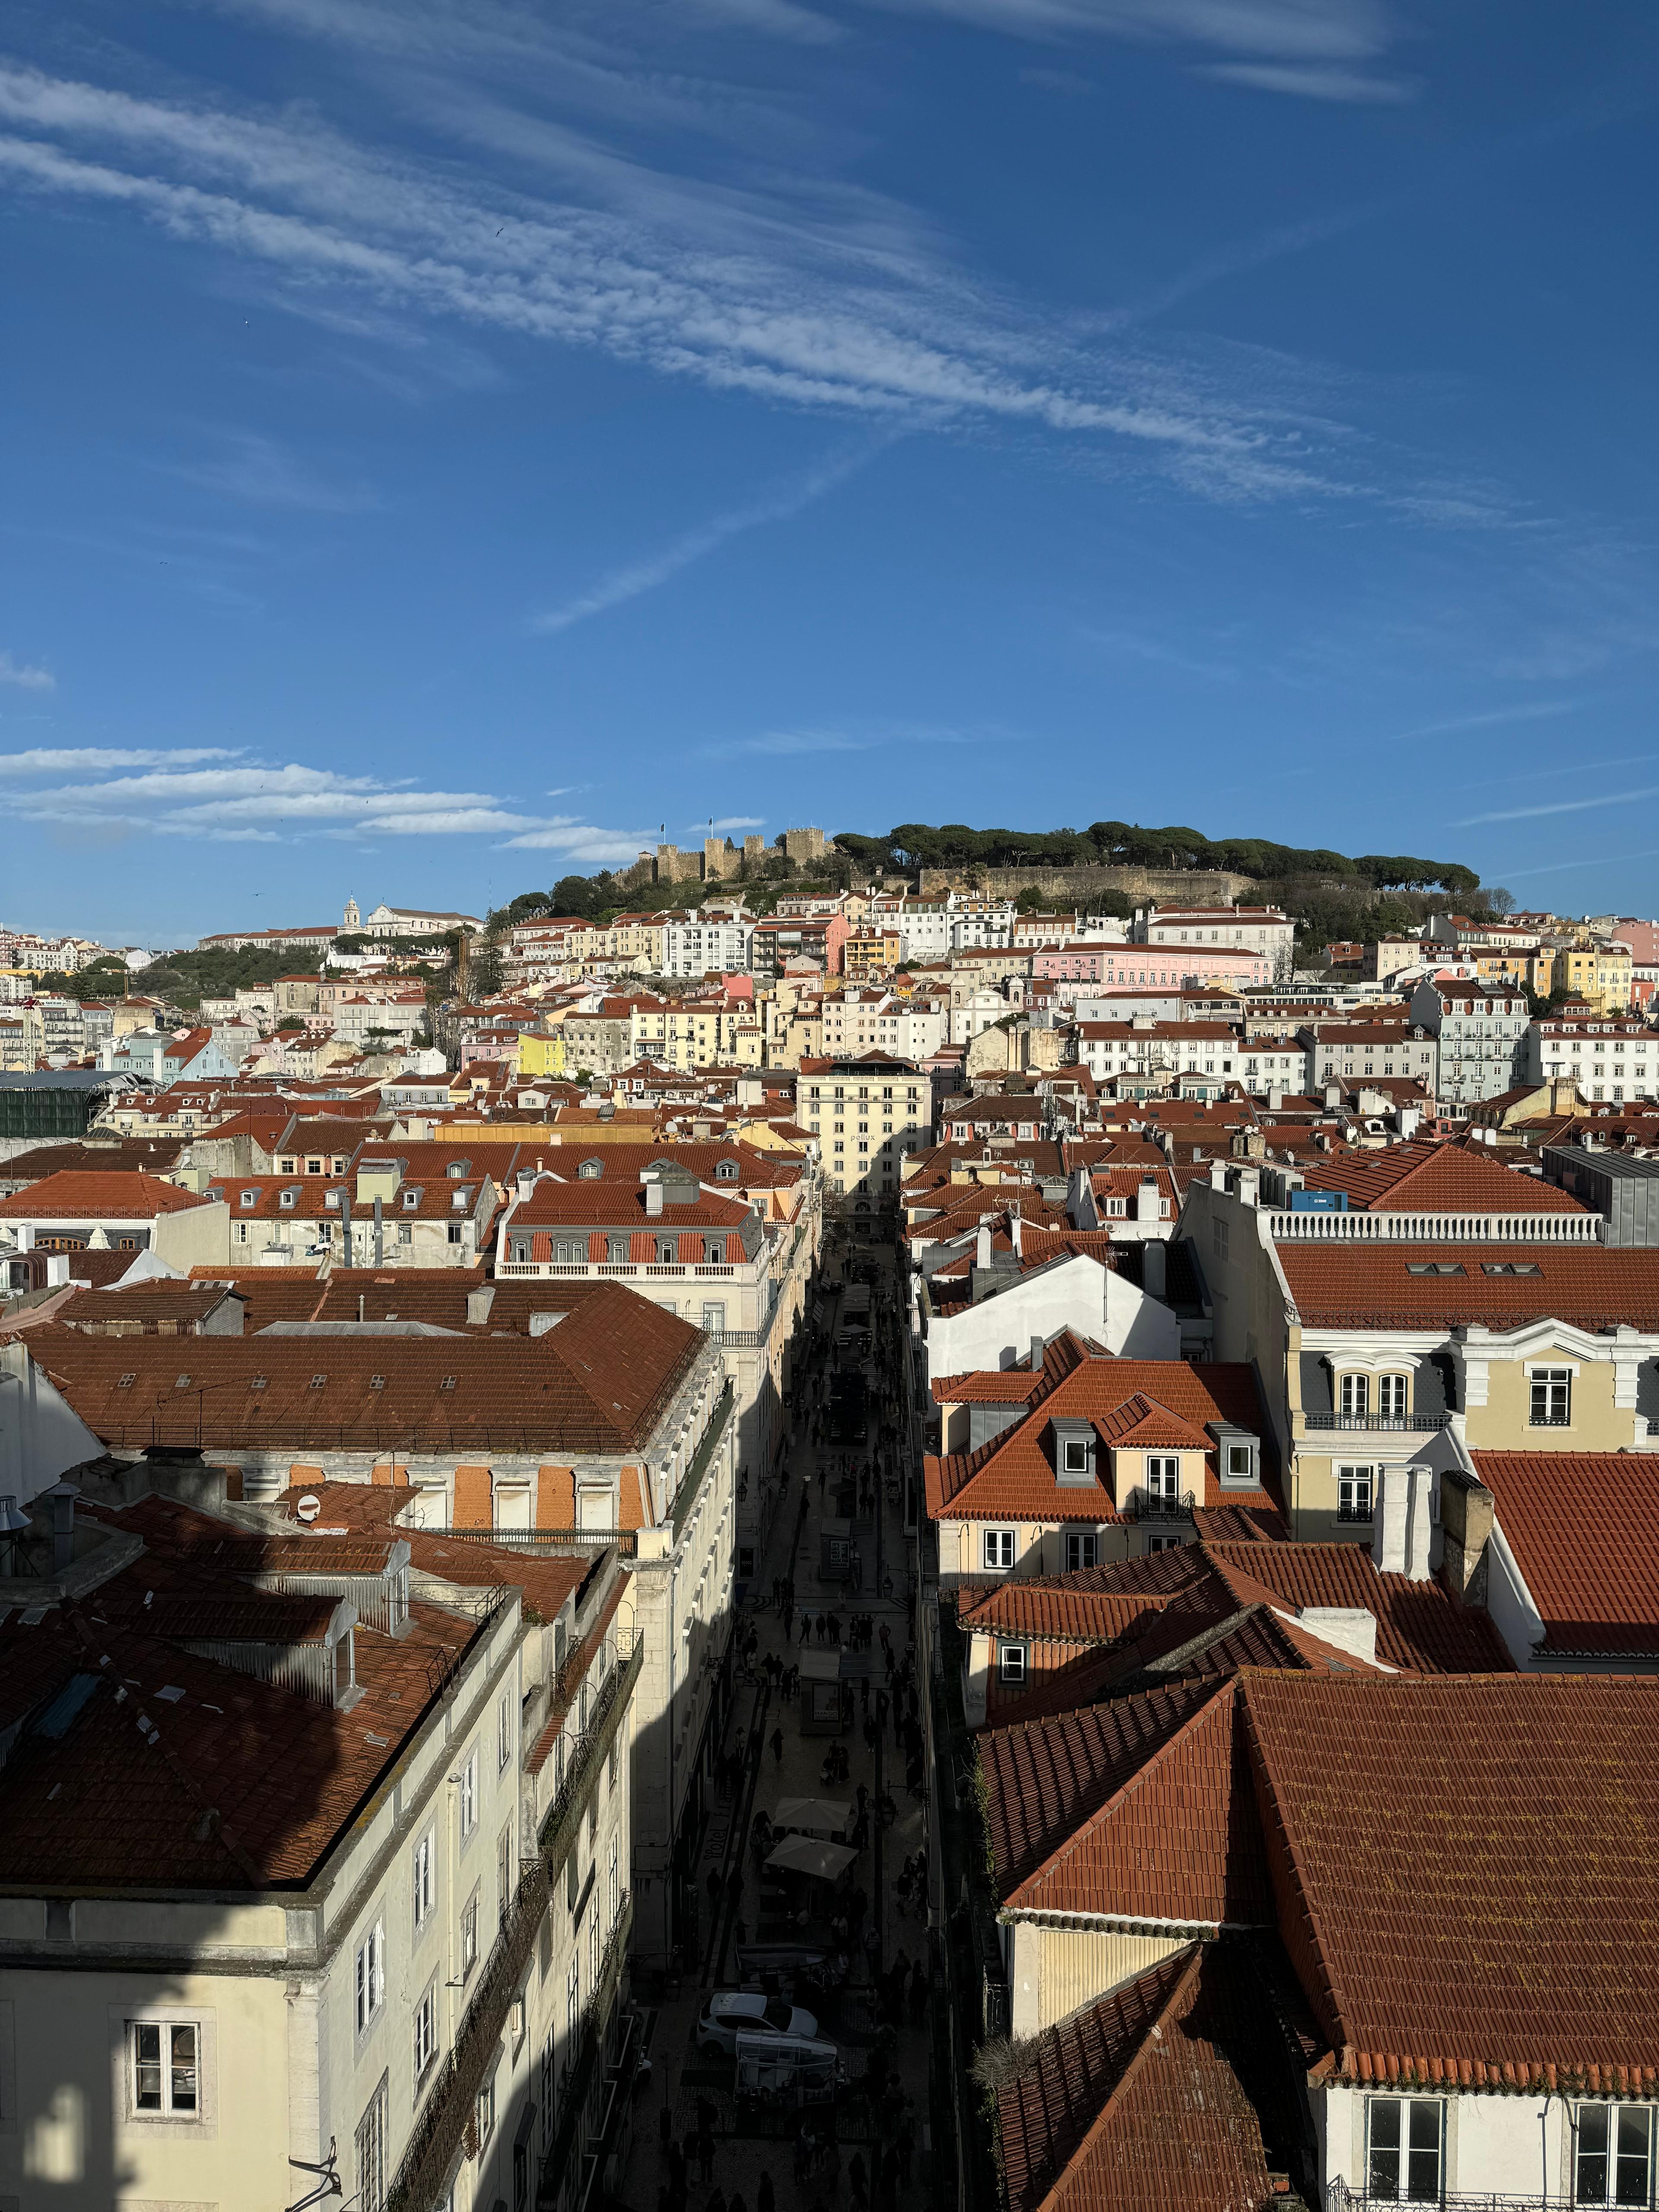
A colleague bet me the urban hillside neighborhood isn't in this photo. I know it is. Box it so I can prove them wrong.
[5,820,1659,2212]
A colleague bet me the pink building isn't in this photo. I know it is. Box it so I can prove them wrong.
[1037,943,1273,989]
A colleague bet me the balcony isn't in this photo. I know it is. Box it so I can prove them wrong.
[1327,2190,1577,2211]
[386,1850,552,2212]
[670,1380,735,1541]
[1304,1414,1451,1433]
[1122,1485,1196,1525]
[539,1634,643,1870]
[540,1898,636,2208]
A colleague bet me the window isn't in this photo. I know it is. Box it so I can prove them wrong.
[1576,2102,1654,2205]
[131,2021,199,2115]
[998,1643,1027,1684]
[701,1301,726,1335]
[1065,1531,1099,1571]
[413,1983,439,2087]
[703,1237,727,1265]
[461,1891,480,1980]
[1146,1455,1179,1501]
[607,1235,629,1263]
[356,1921,385,2031]
[1221,1442,1256,1488]
[982,1528,1016,1570]
[608,1831,620,1926]
[1377,1374,1409,1421]
[1338,1466,1375,1524]
[1057,1432,1093,1482]
[356,2076,389,2212]
[1367,2096,1443,2202]
[1338,1372,1370,1421]
[477,2063,498,2152]
[498,1692,513,1773]
[1531,1367,1573,1426]
[458,1748,478,1839]
[413,1830,435,1932]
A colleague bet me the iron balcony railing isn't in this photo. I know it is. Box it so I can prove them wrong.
[1304,1414,1451,1433]
[1327,2188,1580,2211]
[540,1896,634,2197]
[670,1381,735,1541]
[432,1527,637,1558]
[539,1634,644,1872]
[386,1850,551,2212]
[1122,1486,1196,1525]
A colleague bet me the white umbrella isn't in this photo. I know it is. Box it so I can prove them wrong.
[765,1836,858,1881]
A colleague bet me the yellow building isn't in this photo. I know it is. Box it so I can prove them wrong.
[1548,941,1633,1011]
[515,1028,568,1079]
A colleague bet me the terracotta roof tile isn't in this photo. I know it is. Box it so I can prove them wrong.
[1296,1140,1584,1214]
[1277,1242,1659,1331]
[1471,1452,1659,1656]
[0,1170,210,1218]
[1241,1672,1659,2090]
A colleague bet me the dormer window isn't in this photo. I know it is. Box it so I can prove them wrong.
[403,1189,421,1209]
[716,1160,737,1180]
[447,1159,469,1178]
[704,1238,727,1265]
[280,1188,299,1209]
[1052,1418,1096,1486]
[240,1190,258,1207]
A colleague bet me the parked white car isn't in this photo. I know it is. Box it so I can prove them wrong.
[696,1991,819,2055]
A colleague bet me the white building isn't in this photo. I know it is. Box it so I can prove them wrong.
[1408,978,1531,1105]
[660,914,755,979]
[1528,1008,1659,1101]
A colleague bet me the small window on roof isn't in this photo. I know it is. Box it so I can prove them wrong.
[370,1373,385,1389]
[403,1190,420,1209]
[118,1372,136,1389]
[716,1160,737,1179]
[249,1375,267,1390]
[309,1373,327,1389]
[447,1159,468,1178]
[579,1157,603,1178]
[440,1375,456,1390]
[1407,1260,1466,1276]
[280,1189,299,1209]
[240,1189,257,1207]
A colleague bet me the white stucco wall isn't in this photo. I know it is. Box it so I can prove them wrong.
[925,1253,1179,1380]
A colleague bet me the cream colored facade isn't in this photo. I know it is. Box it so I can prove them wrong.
[799,1063,931,1204]
[629,999,743,1071]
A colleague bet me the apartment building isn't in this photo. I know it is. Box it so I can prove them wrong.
[797,1054,931,1209]
[1304,1021,1438,1093]
[660,915,754,979]
[820,990,947,1061]
[210,1154,499,1267]
[1182,1146,1659,1543]
[983,1671,1657,2210]
[1131,903,1294,957]
[0,1465,644,2212]
[1408,977,1530,1105]
[925,1332,1277,1586]
[1528,1006,1659,1099]
[1074,1018,1254,1096]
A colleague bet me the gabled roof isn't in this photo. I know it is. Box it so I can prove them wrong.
[1296,1139,1585,1214]
[998,1945,1305,2212]
[1471,1452,1659,1656]
[0,1170,209,1219]
[956,1581,1173,1645]
[992,1680,1271,1926]
[1242,1671,1659,2090]
[925,1359,1274,1522]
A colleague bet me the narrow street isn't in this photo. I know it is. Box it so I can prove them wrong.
[619,1222,937,2212]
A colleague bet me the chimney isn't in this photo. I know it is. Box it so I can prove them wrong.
[1030,1334,1045,1371]
[1208,1161,1227,1192]
[645,1179,665,1217]
[1141,1240,1166,1299]
[1268,1087,1283,1111]
[1373,1464,1434,1581]
[1296,1606,1377,1664]
[43,1481,77,1575]
[1237,1167,1259,1208]
[1135,1176,1161,1223]
[466,1284,496,1326]
[976,1222,992,1269]
[1010,1203,1023,1257]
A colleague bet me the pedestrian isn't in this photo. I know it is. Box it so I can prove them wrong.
[880,2147,900,2208]
[699,2128,716,2183]
[706,2190,726,2212]
[660,2106,674,2158]
[848,2150,868,2209]
[705,1867,721,1913]
[876,1688,889,1729]
[799,1610,811,1646]
[728,1864,744,1912]
[824,2136,842,2198]
[862,1713,877,1755]
[669,2141,687,2197]
[771,1726,784,1767]
[757,2176,775,2212]
[782,1602,793,1641]
[697,2096,717,2137]
[859,1677,870,1716]
[728,2194,747,2212]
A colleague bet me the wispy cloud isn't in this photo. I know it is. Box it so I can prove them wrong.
[1203,62,1411,102]
[0,652,54,691]
[1497,847,1659,882]
[699,723,985,760]
[0,746,236,772]
[0,745,640,853]
[496,818,657,862]
[0,59,1441,512]
[861,0,1409,102]
[699,815,766,831]
[161,431,378,513]
[1459,785,1659,827]
[532,442,887,635]
[1394,699,1586,743]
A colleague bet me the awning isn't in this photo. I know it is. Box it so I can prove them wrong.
[772,1797,850,1835]
[798,1649,842,1682]
[765,1836,858,1881]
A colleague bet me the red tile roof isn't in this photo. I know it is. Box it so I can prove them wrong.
[925,1357,1274,1523]
[1471,1452,1659,1656]
[1277,1242,1659,1330]
[1203,1542,1513,1675]
[956,1581,1174,1644]
[998,1945,1302,2212]
[996,1681,1271,1926]
[0,1170,210,1218]
[1296,1138,1584,1214]
[1242,1671,1659,2090]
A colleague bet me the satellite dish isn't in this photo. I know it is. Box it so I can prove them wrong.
[296,1494,322,1525]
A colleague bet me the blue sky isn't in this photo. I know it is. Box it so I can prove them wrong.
[3,0,1659,944]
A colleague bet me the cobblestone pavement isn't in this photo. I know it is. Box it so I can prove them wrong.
[619,1233,932,2212]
